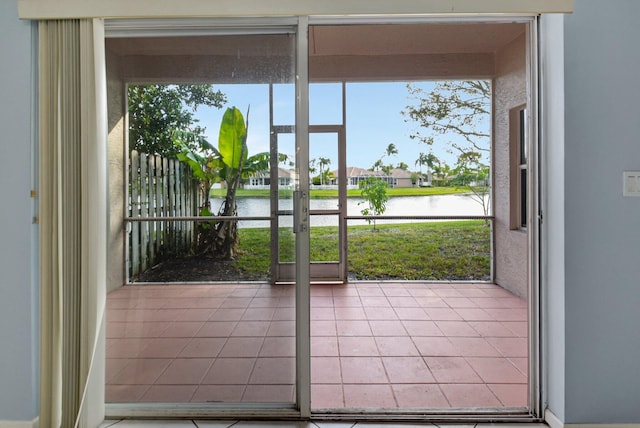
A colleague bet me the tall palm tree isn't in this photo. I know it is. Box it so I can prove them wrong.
[415,152,428,173]
[309,158,317,176]
[318,157,331,185]
[385,143,398,157]
[425,152,439,184]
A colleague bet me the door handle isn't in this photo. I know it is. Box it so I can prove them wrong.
[293,190,308,233]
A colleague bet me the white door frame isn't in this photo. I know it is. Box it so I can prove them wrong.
[104,14,542,421]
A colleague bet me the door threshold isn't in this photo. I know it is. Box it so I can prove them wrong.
[105,403,538,423]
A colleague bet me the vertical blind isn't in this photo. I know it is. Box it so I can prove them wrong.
[38,18,107,428]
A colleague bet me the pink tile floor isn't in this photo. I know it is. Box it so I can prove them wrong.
[106,282,527,409]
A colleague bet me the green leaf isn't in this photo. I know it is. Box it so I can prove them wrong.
[218,107,247,170]
[176,151,206,180]
[242,152,270,177]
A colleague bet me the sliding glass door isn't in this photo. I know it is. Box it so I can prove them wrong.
[105,20,310,415]
[105,15,538,420]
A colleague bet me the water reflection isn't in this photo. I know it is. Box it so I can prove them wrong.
[210,194,487,228]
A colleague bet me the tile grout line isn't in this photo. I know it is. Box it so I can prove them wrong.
[107,282,528,408]
[238,292,273,403]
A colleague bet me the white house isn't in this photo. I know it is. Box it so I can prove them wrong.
[339,166,415,189]
[246,167,294,189]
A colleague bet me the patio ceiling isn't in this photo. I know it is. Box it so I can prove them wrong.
[106,22,526,82]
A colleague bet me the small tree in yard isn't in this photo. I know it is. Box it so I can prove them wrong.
[358,176,389,231]
[360,144,397,230]
[175,106,269,259]
[469,165,491,224]
[452,151,491,224]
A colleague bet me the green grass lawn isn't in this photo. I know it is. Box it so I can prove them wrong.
[234,220,491,281]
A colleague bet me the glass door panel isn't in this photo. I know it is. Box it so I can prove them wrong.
[275,128,345,283]
[309,130,346,282]
[273,131,296,283]
[307,20,531,413]
[107,28,298,408]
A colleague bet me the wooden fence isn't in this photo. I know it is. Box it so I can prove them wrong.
[128,150,200,279]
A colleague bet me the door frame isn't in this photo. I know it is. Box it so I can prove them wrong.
[272,125,347,284]
[104,14,542,421]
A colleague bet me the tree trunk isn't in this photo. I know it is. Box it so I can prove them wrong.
[213,183,239,260]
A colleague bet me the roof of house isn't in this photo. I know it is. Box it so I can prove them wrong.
[342,166,386,178]
[253,166,415,180]
[334,166,414,179]
[251,168,294,179]
[389,168,412,179]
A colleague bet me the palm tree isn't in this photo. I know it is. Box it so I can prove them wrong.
[415,152,428,173]
[385,143,398,158]
[425,152,439,185]
[309,158,318,176]
[318,157,331,185]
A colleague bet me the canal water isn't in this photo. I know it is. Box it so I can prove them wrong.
[210,194,488,228]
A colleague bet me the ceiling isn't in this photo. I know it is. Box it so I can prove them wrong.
[106,22,527,82]
[108,23,525,56]
[309,23,526,56]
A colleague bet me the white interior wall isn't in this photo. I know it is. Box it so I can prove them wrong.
[540,13,566,423]
[0,0,39,423]
[6,1,640,425]
[563,0,640,423]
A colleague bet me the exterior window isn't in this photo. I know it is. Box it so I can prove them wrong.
[519,109,527,228]
[510,106,527,229]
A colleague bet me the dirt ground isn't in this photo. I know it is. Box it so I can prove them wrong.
[133,256,268,283]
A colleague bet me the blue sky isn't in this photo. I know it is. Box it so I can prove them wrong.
[196,81,465,172]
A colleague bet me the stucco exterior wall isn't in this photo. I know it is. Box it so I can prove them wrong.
[107,50,126,292]
[493,33,528,298]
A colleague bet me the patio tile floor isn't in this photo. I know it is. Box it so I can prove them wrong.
[106,282,527,409]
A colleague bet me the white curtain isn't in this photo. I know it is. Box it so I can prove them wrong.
[38,18,107,428]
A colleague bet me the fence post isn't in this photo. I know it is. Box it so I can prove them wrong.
[175,160,183,251]
[154,155,163,259]
[147,154,156,268]
[161,156,169,257]
[130,150,140,278]
[170,158,178,254]
[139,153,149,273]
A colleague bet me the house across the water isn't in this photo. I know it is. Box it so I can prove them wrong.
[245,167,295,189]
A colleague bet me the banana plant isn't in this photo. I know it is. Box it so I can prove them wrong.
[175,106,269,259]
[174,131,221,216]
